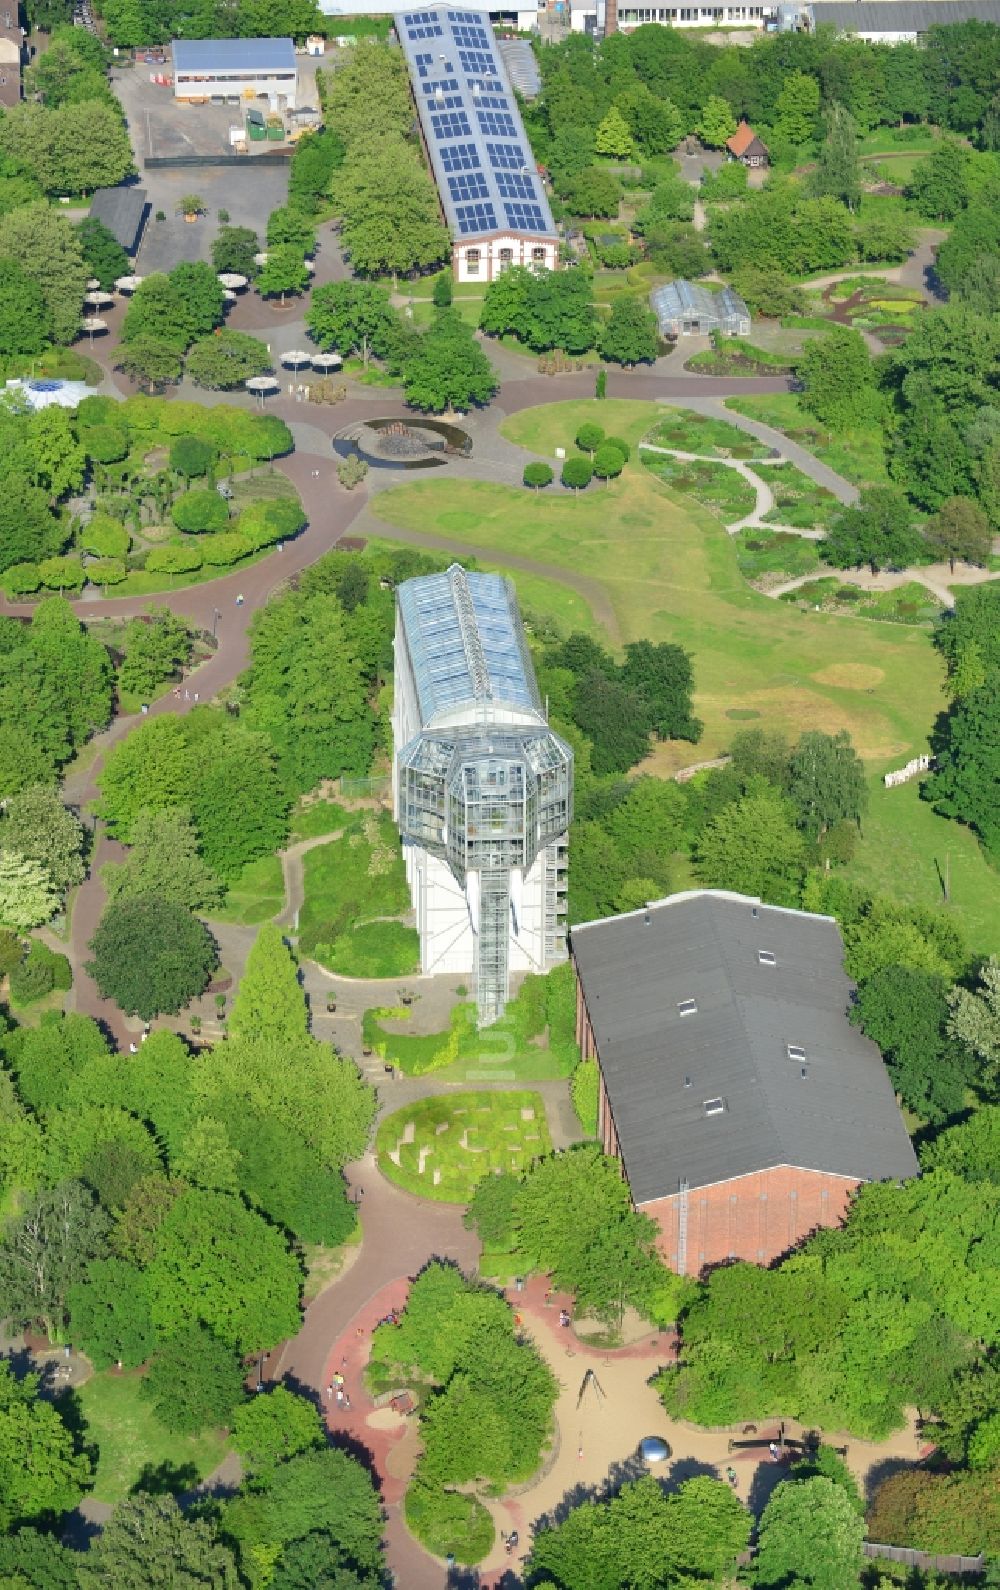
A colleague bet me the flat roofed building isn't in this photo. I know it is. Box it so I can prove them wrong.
[572,1,767,31]
[806,0,1000,35]
[319,0,541,32]
[396,6,559,282]
[571,891,918,1274]
[650,279,750,339]
[89,186,149,255]
[392,564,572,1025]
[172,37,297,106]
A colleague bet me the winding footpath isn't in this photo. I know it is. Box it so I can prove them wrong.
[8,301,931,1586]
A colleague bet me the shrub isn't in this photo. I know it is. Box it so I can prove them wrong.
[82,425,129,465]
[524,461,554,489]
[404,1480,494,1565]
[170,436,215,479]
[9,939,72,1005]
[82,514,130,559]
[593,441,626,480]
[37,556,85,593]
[0,929,22,976]
[561,455,593,490]
[337,454,369,489]
[603,435,630,461]
[570,1057,599,1135]
[146,545,203,577]
[171,490,230,535]
[201,532,252,566]
[236,496,305,550]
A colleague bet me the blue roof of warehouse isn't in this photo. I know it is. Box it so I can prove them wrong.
[172,37,296,71]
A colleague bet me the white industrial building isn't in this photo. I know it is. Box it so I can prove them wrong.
[171,37,297,106]
[320,0,542,32]
[570,0,768,31]
[392,565,572,1026]
[803,0,1000,37]
[396,6,559,282]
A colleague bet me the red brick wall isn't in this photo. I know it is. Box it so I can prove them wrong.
[642,1166,860,1275]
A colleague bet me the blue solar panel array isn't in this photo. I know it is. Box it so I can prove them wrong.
[397,4,557,247]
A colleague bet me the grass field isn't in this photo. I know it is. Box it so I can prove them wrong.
[79,1372,229,1503]
[377,1090,551,1202]
[298,814,419,977]
[725,393,890,488]
[212,853,284,925]
[290,799,353,841]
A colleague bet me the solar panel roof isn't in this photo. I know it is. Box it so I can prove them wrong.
[397,5,557,244]
[396,563,544,728]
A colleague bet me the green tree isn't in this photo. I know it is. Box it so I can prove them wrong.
[146,1188,302,1350]
[524,270,597,354]
[97,717,193,840]
[1,784,86,892]
[593,441,626,481]
[620,638,701,742]
[168,261,226,339]
[516,1143,664,1323]
[222,1448,385,1587]
[306,280,399,367]
[755,1476,865,1590]
[67,1257,155,1370]
[924,496,992,571]
[524,460,554,490]
[118,608,193,697]
[332,135,449,278]
[0,258,52,357]
[559,166,622,218]
[229,923,307,1044]
[594,104,635,159]
[266,205,316,253]
[86,896,218,1021]
[695,779,806,906]
[211,224,260,279]
[102,807,222,913]
[0,199,87,344]
[402,312,498,413]
[186,331,271,390]
[0,475,63,572]
[561,455,593,490]
[798,326,875,427]
[823,486,923,575]
[852,966,972,1122]
[115,337,183,392]
[256,245,310,306]
[576,422,604,454]
[908,137,971,220]
[787,729,867,838]
[811,102,862,211]
[432,271,453,309]
[76,216,130,290]
[774,69,820,145]
[0,850,59,930]
[0,1180,109,1338]
[479,264,533,342]
[141,1325,246,1436]
[928,679,1000,858]
[600,295,659,366]
[0,1529,81,1590]
[172,490,229,533]
[697,95,737,148]
[948,958,1000,1091]
[618,86,684,156]
[0,1361,92,1531]
[232,1386,324,1480]
[289,126,345,211]
[77,1492,241,1590]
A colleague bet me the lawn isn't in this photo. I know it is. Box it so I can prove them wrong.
[640,450,757,522]
[211,853,285,925]
[756,461,842,531]
[290,798,352,841]
[376,1090,551,1202]
[725,392,890,488]
[78,1371,229,1504]
[297,813,419,977]
[733,528,821,586]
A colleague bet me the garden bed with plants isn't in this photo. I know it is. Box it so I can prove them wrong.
[297,812,419,978]
[685,338,794,377]
[640,450,757,521]
[376,1090,551,1202]
[641,409,771,461]
[755,461,842,531]
[724,393,889,488]
[779,577,943,625]
[733,528,822,588]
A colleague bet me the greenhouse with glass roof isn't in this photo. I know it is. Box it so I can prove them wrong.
[392,564,572,1025]
[396,6,559,282]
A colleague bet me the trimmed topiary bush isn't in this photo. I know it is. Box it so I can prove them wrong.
[82,514,130,559]
[524,461,554,490]
[87,559,128,588]
[201,532,253,566]
[146,545,203,578]
[575,422,604,454]
[169,436,215,479]
[171,490,230,534]
[561,455,593,490]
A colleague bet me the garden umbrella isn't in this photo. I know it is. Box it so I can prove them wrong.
[81,316,108,345]
[245,374,280,407]
[310,351,342,371]
[86,277,101,290]
[253,251,268,267]
[280,350,310,368]
[84,288,114,308]
[115,274,143,293]
[222,289,238,302]
[217,272,248,290]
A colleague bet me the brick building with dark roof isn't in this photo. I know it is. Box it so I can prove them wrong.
[570,891,918,1276]
[0,3,22,108]
[726,121,769,167]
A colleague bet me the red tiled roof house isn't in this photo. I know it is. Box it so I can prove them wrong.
[726,121,769,167]
[570,891,918,1277]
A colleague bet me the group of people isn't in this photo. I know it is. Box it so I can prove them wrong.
[327,1371,351,1411]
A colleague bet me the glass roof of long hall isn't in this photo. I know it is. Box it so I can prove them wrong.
[397,563,544,728]
[396,6,557,244]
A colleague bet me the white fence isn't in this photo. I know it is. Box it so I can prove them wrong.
[884,755,933,789]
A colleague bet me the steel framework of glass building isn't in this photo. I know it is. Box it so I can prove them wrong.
[393,565,572,1025]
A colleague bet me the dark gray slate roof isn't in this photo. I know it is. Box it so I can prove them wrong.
[172,36,296,71]
[810,0,1000,27]
[88,186,149,253]
[571,891,918,1205]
